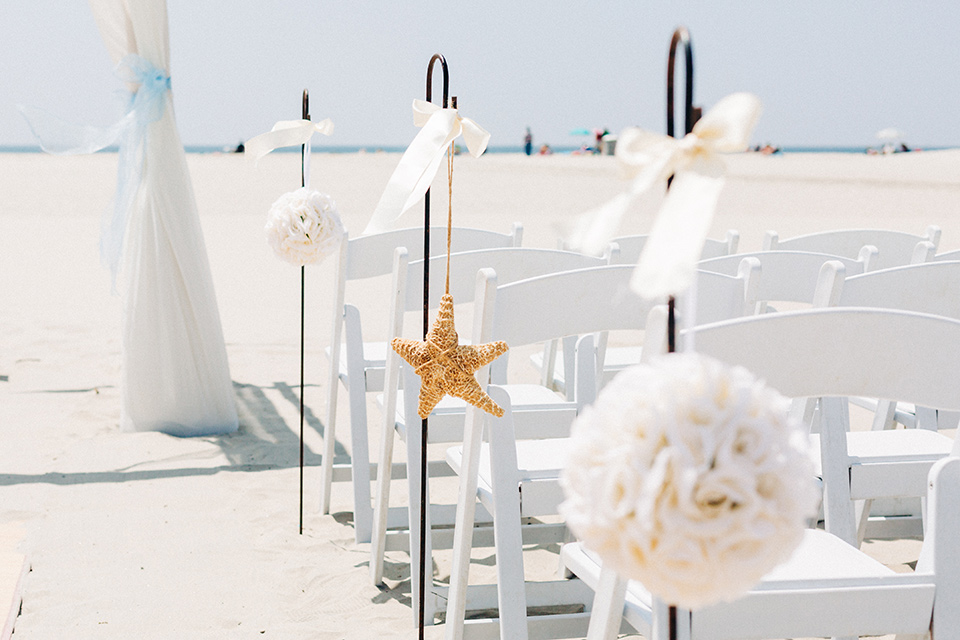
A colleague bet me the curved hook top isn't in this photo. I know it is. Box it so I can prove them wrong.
[667,27,695,138]
[426,53,450,107]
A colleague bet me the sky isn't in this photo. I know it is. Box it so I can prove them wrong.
[2,2,959,150]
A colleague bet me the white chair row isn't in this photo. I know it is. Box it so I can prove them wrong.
[444,306,960,639]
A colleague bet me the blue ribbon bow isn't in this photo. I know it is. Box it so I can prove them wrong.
[19,54,171,289]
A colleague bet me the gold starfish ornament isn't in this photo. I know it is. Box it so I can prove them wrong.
[392,293,509,419]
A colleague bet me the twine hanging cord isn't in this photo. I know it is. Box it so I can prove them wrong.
[445,143,454,295]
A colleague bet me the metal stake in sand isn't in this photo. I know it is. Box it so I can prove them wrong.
[299,89,309,536]
[664,26,698,640]
[416,53,449,638]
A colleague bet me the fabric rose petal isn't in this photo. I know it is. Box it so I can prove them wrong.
[567,92,762,298]
[362,99,491,235]
[265,187,344,266]
[559,353,819,610]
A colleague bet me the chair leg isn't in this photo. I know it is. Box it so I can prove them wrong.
[486,389,529,640]
[445,408,488,640]
[320,329,342,515]
[586,567,627,640]
[370,416,397,585]
[406,415,435,627]
[343,304,373,544]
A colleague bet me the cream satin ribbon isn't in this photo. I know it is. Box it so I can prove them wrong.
[245,118,334,188]
[567,92,761,298]
[362,99,491,235]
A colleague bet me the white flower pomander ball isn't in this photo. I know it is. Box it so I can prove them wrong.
[264,187,344,266]
[559,352,820,610]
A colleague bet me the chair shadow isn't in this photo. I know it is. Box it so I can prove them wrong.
[0,380,342,487]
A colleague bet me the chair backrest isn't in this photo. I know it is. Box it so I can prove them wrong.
[474,263,757,350]
[699,249,876,310]
[933,248,960,262]
[763,226,940,270]
[399,247,609,312]
[340,224,522,282]
[653,308,960,411]
[829,260,960,320]
[608,230,739,265]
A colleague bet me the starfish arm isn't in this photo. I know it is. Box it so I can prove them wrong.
[454,341,509,371]
[448,372,505,418]
[391,338,430,367]
[417,379,446,419]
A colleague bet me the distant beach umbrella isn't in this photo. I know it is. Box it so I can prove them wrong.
[877,127,905,141]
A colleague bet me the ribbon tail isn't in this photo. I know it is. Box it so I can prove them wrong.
[100,119,148,291]
[244,121,316,165]
[565,157,668,255]
[631,156,726,299]
[17,103,128,155]
[363,111,459,235]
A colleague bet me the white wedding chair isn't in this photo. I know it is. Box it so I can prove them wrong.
[606,229,740,265]
[813,260,960,539]
[763,225,940,270]
[648,307,960,548]
[321,224,521,543]
[699,247,877,313]
[368,247,611,595]
[441,264,758,637]
[563,456,960,640]
[535,256,760,394]
[561,307,960,640]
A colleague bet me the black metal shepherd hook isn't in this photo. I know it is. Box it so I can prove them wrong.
[417,52,450,639]
[666,26,698,640]
[299,89,309,536]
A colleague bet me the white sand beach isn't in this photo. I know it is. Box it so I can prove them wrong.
[2,149,960,638]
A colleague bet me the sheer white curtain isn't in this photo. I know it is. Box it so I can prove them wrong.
[89,0,238,436]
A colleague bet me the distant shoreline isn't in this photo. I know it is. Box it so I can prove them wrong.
[2,144,957,155]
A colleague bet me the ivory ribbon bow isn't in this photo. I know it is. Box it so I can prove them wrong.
[567,92,762,299]
[362,99,490,235]
[244,119,334,164]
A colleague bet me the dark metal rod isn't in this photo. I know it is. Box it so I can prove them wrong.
[667,26,695,138]
[667,27,695,640]
[418,53,449,638]
[299,88,309,536]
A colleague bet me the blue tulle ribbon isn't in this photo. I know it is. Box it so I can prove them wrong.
[19,54,171,289]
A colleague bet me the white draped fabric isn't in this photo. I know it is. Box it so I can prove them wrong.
[89,0,238,436]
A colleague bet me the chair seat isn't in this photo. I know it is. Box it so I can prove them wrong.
[810,428,953,502]
[326,341,389,391]
[562,529,927,640]
[447,438,571,516]
[531,345,643,390]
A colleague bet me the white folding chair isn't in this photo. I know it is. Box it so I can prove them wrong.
[536,259,760,394]
[442,265,758,638]
[812,260,960,538]
[321,224,521,543]
[564,456,960,640]
[763,225,940,270]
[699,247,877,313]
[657,307,960,547]
[563,306,960,640]
[368,247,610,595]
[933,247,960,262]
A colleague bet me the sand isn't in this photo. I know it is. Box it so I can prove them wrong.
[1,148,959,638]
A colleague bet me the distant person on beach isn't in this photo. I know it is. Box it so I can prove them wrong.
[538,143,552,155]
[524,127,533,156]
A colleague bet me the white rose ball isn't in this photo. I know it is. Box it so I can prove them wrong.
[559,352,820,610]
[265,187,344,266]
